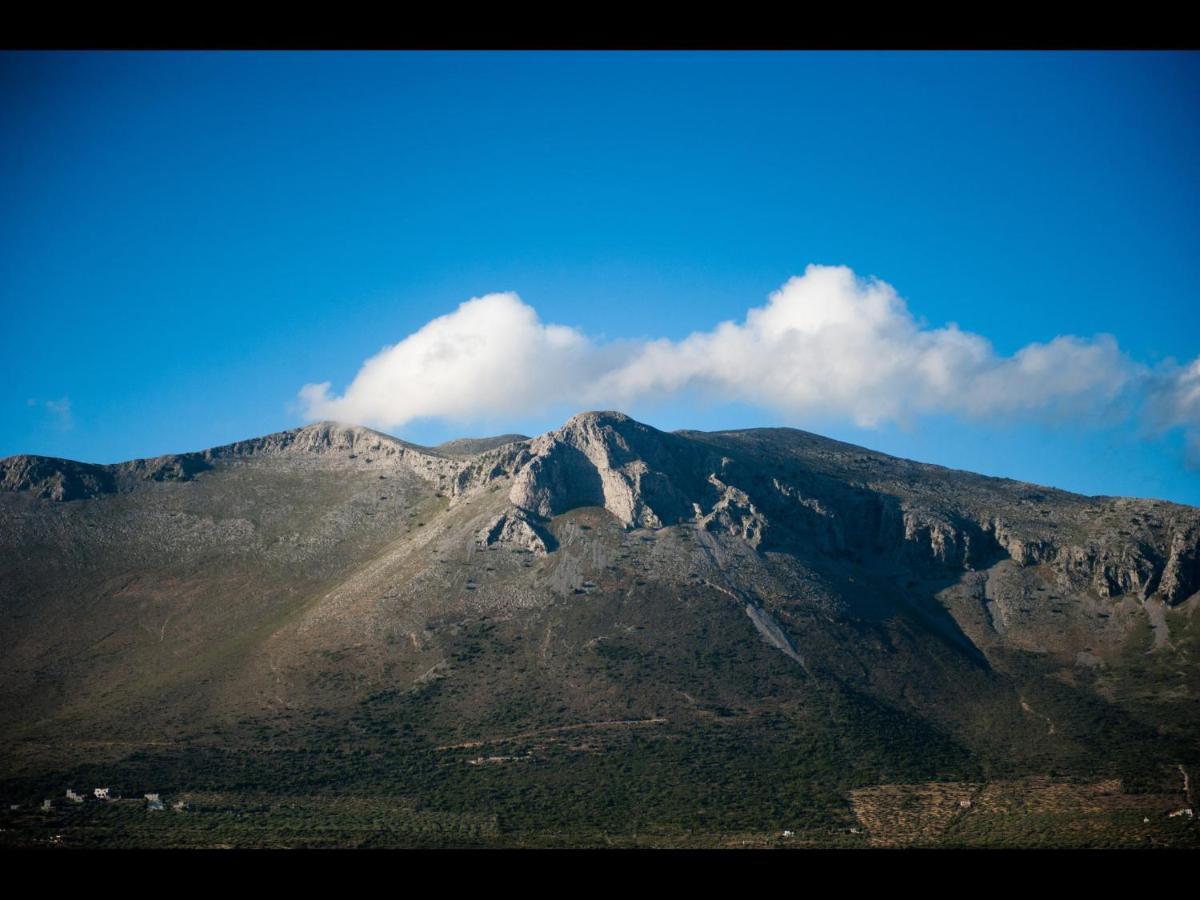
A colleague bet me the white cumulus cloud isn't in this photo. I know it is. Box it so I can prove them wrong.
[592,266,1134,427]
[299,265,1199,450]
[300,291,626,427]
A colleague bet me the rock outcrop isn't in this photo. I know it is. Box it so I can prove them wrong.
[505,412,715,528]
[4,411,1197,609]
[1160,526,1200,605]
[0,455,116,501]
[696,473,768,548]
[207,421,468,488]
[476,508,552,556]
[0,452,213,500]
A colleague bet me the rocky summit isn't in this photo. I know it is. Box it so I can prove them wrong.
[1,412,1197,848]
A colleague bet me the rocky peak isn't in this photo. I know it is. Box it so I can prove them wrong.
[206,421,429,460]
[0,455,116,501]
[506,411,718,528]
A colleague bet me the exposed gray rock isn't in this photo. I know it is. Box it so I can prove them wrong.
[506,411,715,528]
[1160,526,1200,605]
[0,455,115,501]
[476,508,551,556]
[0,422,465,502]
[3,411,1197,613]
[696,474,768,548]
[478,413,1200,610]
[0,452,214,500]
[207,421,467,488]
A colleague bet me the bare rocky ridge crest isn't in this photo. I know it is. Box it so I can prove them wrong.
[3,411,1199,607]
[459,412,1200,609]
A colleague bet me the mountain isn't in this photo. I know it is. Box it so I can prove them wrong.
[1,412,1197,848]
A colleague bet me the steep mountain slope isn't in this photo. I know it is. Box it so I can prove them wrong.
[1,413,1197,848]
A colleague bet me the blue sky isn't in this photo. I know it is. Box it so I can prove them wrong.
[2,51,1198,504]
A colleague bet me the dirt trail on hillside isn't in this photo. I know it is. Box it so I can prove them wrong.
[435,717,668,751]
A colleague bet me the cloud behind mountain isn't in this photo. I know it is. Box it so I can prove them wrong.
[300,265,1199,455]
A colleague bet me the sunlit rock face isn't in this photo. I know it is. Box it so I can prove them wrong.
[506,411,716,528]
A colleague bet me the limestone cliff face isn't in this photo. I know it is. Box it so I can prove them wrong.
[476,508,551,556]
[978,517,1198,605]
[695,474,769,548]
[1161,526,1200,605]
[505,412,716,528]
[868,506,1199,607]
[4,412,1198,608]
[469,412,1200,608]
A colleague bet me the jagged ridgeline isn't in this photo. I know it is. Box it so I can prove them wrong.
[1,412,1197,848]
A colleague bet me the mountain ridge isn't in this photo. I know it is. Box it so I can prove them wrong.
[2,410,1198,847]
[4,411,1198,606]
[3,410,1193,506]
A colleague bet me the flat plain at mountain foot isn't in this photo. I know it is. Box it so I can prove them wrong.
[1,412,1197,848]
